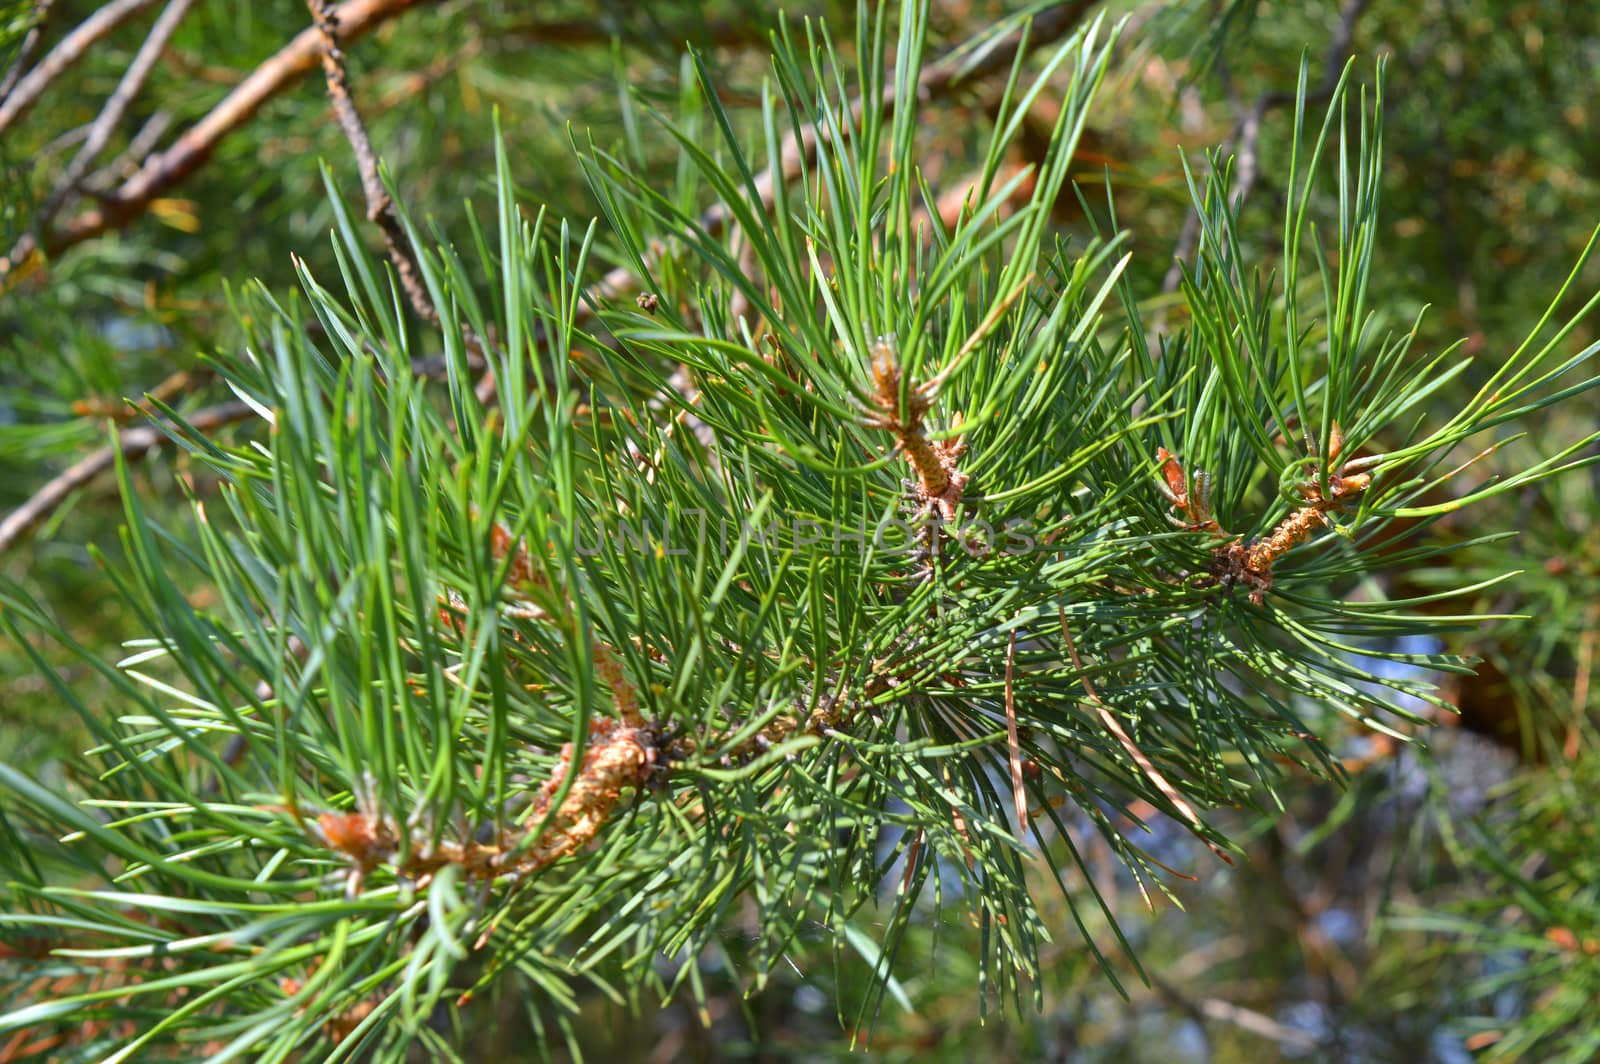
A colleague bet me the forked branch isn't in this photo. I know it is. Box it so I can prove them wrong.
[1,0,434,278]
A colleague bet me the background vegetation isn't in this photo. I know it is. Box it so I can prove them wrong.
[2,1,1598,1061]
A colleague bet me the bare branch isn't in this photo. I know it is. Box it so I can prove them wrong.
[37,0,196,230]
[84,109,173,192]
[1,0,434,278]
[4,0,1087,293]
[0,400,254,555]
[0,0,159,135]
[1148,973,1323,1054]
[1566,598,1599,760]
[0,0,57,103]
[305,0,436,324]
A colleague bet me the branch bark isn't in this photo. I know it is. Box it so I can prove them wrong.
[306,0,437,325]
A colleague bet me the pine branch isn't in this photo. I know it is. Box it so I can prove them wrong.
[3,6,1599,1058]
[0,0,1089,553]
[33,0,196,234]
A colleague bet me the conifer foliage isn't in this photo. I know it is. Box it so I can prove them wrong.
[1,4,1598,1059]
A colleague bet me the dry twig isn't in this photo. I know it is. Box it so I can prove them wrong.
[84,108,173,192]
[37,0,196,232]
[0,400,254,554]
[305,0,437,325]
[1567,597,1599,760]
[1147,972,1322,1053]
[1061,608,1233,864]
[0,0,157,134]
[1,0,433,277]
[1004,630,1029,835]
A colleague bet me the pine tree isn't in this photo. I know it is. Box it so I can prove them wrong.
[2,4,1598,1060]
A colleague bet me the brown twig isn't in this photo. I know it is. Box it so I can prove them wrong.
[1004,630,1029,836]
[70,366,197,420]
[37,0,196,233]
[0,0,158,135]
[1232,0,1367,207]
[1147,972,1322,1054]
[1566,597,1599,760]
[593,639,644,728]
[83,108,173,192]
[870,353,944,495]
[305,0,436,325]
[4,0,1087,286]
[589,5,1094,471]
[0,0,57,104]
[865,339,968,520]
[38,118,91,161]
[307,0,509,409]
[0,400,254,555]
[1,0,434,277]
[371,37,481,114]
[2,0,457,557]
[1061,608,1233,864]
